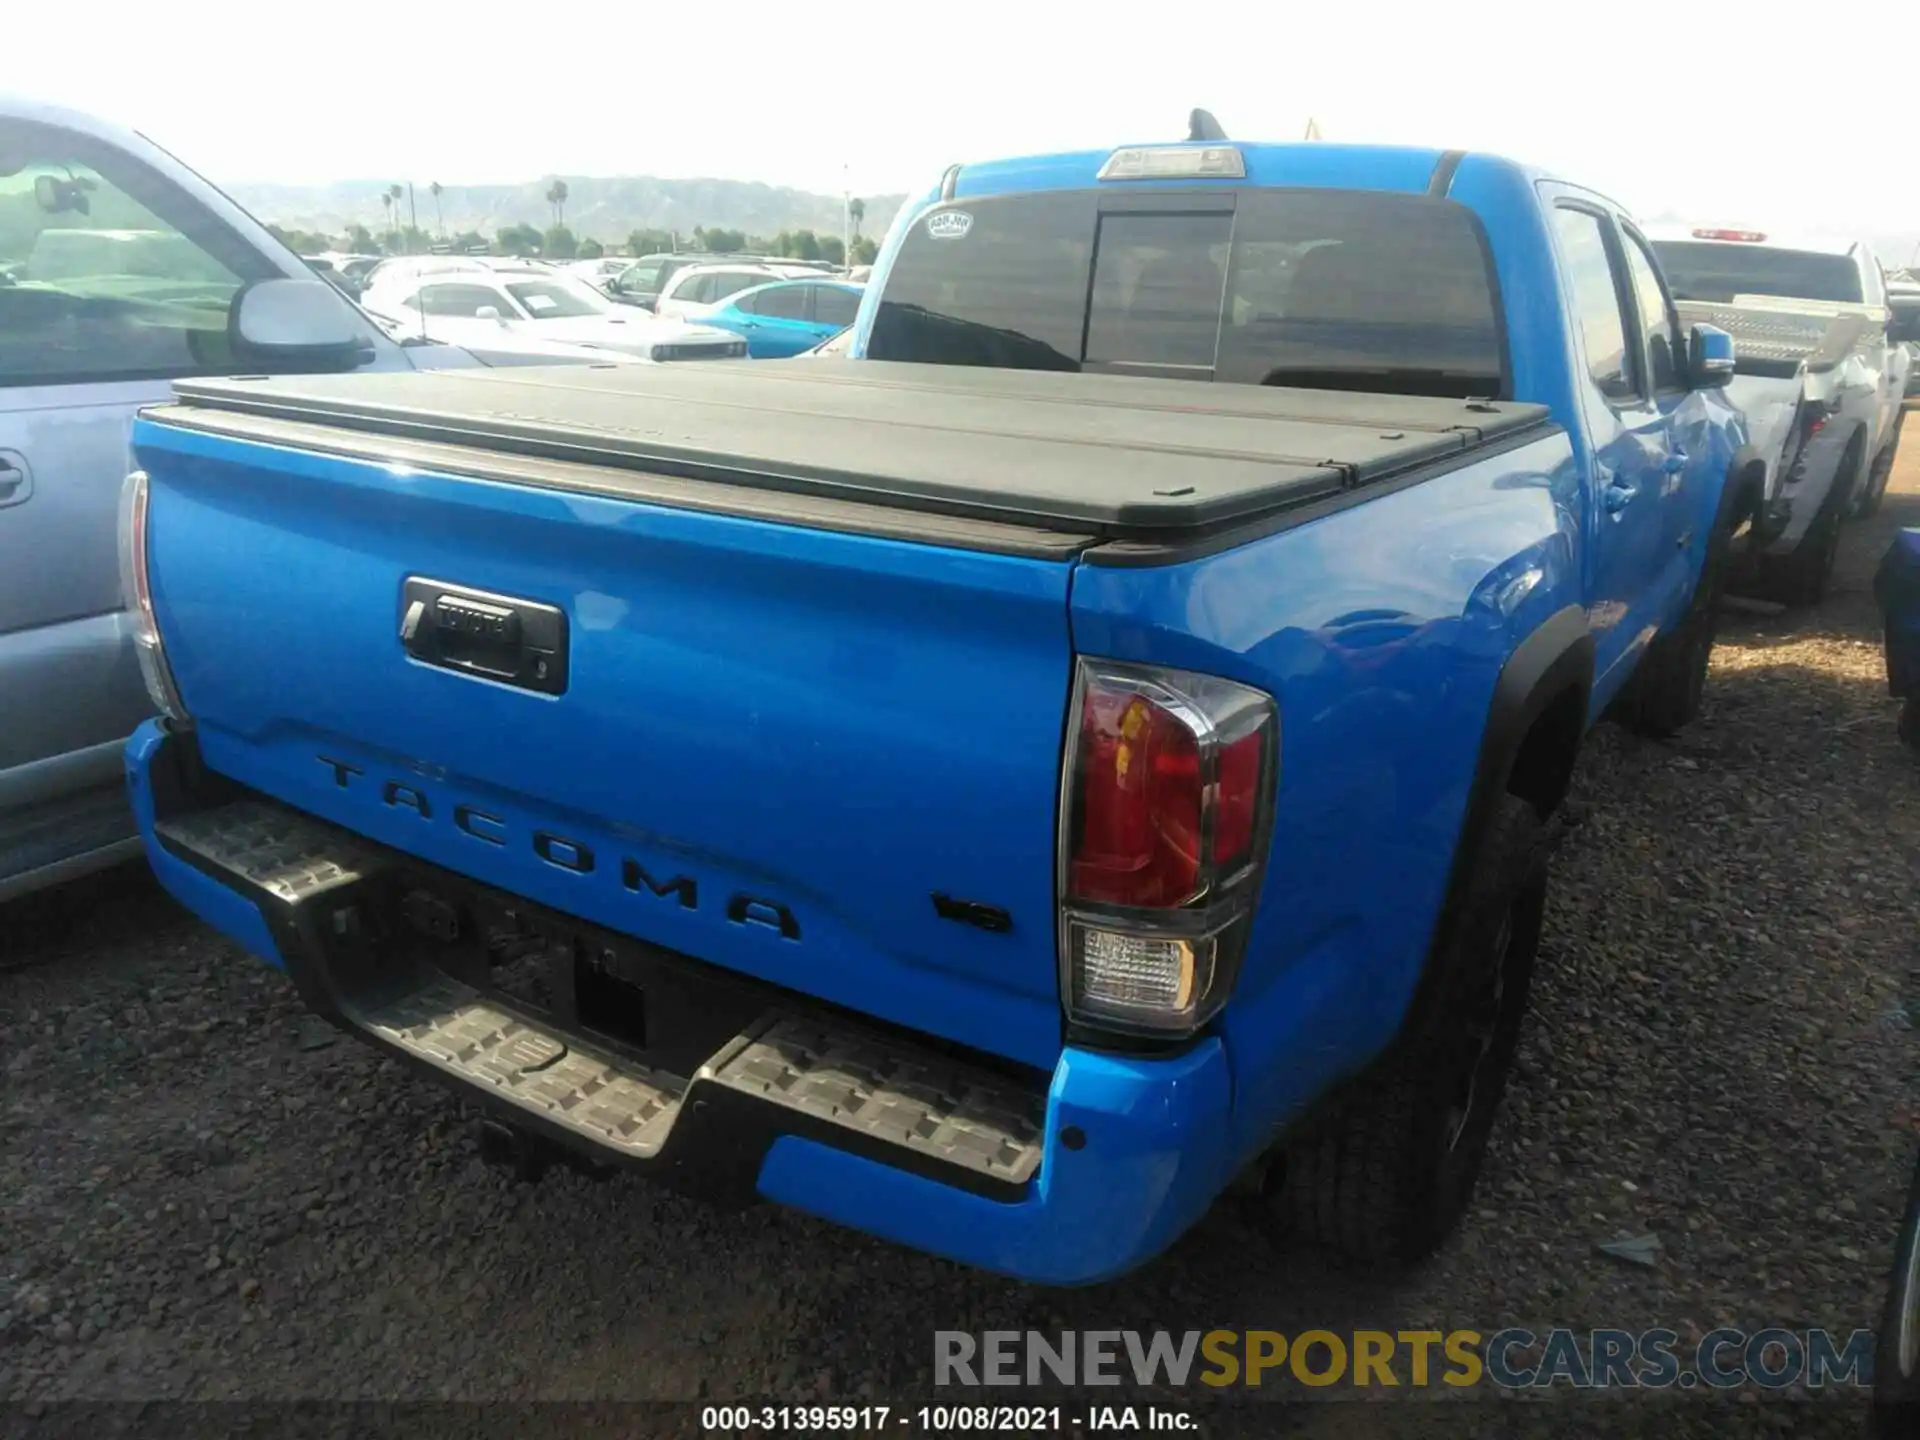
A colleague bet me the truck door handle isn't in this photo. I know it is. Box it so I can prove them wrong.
[399,578,569,696]
[1603,478,1638,514]
[0,462,30,508]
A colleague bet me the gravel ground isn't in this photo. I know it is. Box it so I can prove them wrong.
[4,443,1917,1432]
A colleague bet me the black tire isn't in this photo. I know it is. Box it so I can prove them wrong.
[1620,478,1740,737]
[1900,700,1920,755]
[1277,794,1548,1266]
[1858,412,1905,521]
[1872,1153,1920,1437]
[1760,439,1862,606]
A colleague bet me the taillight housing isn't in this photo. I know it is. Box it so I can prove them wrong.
[116,470,190,723]
[1058,659,1277,1038]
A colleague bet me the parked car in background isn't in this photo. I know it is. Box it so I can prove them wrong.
[566,256,630,292]
[650,262,820,319]
[359,268,746,362]
[1650,228,1910,549]
[689,278,863,357]
[0,94,485,903]
[605,252,831,311]
[309,251,382,295]
[357,307,654,368]
[122,134,1752,1282]
[1891,277,1920,397]
[1875,527,1920,751]
[360,254,555,293]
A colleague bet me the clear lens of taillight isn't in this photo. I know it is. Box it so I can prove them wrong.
[1059,659,1277,1036]
[116,470,190,723]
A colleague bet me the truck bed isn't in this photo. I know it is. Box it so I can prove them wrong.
[1676,298,1873,378]
[153,361,1550,552]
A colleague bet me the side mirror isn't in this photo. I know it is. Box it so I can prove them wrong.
[231,277,369,367]
[475,305,504,323]
[33,173,92,216]
[1687,323,1736,388]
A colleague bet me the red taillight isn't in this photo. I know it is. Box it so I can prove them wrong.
[1212,727,1264,870]
[1070,690,1202,907]
[1059,660,1277,1036]
[1066,666,1275,909]
[1692,228,1767,243]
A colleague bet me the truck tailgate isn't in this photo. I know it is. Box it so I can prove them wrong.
[130,417,1079,1069]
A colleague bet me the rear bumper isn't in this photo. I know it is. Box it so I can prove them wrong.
[125,720,1234,1285]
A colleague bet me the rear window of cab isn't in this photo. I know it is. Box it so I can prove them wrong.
[866,188,1507,400]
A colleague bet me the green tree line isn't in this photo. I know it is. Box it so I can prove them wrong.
[268,212,881,267]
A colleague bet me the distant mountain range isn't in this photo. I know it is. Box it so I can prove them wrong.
[228,174,909,247]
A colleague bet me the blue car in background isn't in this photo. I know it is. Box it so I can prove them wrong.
[1874,528,1920,750]
[692,278,863,358]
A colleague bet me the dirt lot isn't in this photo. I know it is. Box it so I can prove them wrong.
[4,440,1917,1430]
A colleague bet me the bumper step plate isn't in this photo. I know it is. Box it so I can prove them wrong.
[155,797,1045,1193]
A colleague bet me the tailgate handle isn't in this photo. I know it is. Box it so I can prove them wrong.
[400,578,569,696]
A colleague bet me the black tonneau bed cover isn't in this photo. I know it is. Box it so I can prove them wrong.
[152,361,1551,554]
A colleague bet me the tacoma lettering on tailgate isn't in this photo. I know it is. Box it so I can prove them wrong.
[316,753,801,940]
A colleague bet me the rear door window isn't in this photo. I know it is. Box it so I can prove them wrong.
[867,187,1506,397]
[1619,231,1680,393]
[753,284,811,320]
[619,259,667,294]
[814,286,861,327]
[709,271,770,303]
[1551,207,1637,402]
[672,272,713,304]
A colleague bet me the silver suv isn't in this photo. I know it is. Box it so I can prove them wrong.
[0,98,479,901]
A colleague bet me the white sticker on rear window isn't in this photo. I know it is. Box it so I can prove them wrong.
[927,211,972,240]
[524,293,557,311]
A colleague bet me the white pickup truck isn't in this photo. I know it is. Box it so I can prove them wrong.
[1649,226,1914,603]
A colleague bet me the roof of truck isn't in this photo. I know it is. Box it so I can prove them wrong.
[944,140,1540,191]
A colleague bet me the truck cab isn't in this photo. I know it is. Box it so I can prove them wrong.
[843,139,1755,710]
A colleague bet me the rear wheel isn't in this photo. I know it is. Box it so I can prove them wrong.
[1759,439,1862,607]
[1900,700,1920,754]
[1857,412,1905,520]
[1275,795,1548,1265]
[1620,479,1739,737]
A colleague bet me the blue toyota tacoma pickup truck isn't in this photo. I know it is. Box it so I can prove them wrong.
[119,135,1759,1285]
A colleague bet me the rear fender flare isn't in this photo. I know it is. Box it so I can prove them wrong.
[1395,604,1593,1042]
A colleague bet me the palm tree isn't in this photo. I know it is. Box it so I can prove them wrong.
[379,190,394,245]
[429,181,444,237]
[849,197,866,238]
[383,183,404,248]
[545,179,569,229]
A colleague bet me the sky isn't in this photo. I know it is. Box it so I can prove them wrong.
[14,0,1917,255]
